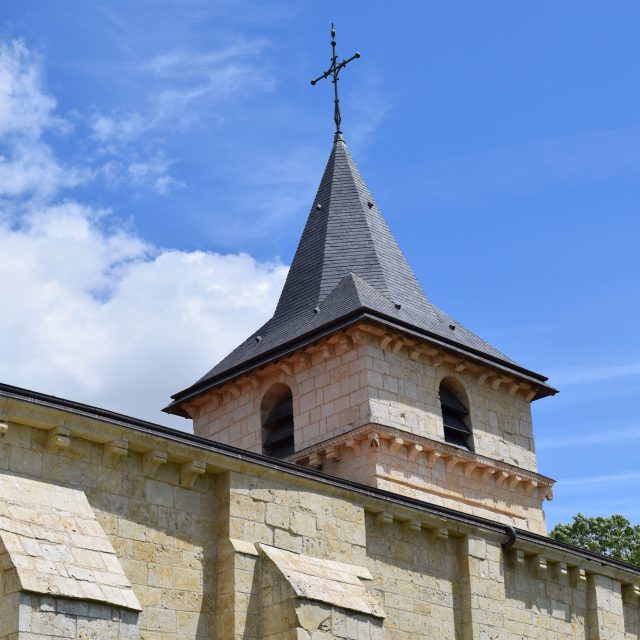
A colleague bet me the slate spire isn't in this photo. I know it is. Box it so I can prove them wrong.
[272,132,431,326]
[166,135,551,414]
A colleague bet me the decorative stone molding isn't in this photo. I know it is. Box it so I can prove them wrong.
[103,438,128,465]
[46,426,71,451]
[180,459,206,488]
[288,423,555,501]
[142,449,168,477]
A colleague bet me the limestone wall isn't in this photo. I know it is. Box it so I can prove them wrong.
[194,337,371,454]
[0,391,638,640]
[363,337,538,472]
[0,418,217,640]
[11,595,138,640]
[192,324,539,473]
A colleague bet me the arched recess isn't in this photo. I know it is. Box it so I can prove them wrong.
[438,377,474,451]
[261,383,294,458]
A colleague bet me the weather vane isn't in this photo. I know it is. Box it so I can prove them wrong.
[310,23,361,135]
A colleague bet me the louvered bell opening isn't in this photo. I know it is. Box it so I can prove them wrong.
[263,396,294,458]
[263,396,293,426]
[441,392,473,452]
[439,388,468,414]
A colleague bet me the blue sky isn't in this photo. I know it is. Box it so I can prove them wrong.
[1,1,639,529]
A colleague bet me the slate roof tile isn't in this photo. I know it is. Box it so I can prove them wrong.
[166,134,546,412]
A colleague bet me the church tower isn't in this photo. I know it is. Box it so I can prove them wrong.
[165,32,558,535]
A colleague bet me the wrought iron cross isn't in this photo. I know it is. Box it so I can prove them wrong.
[310,23,360,134]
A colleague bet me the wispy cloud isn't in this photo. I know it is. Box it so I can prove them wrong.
[558,472,640,488]
[418,127,640,208]
[91,40,273,142]
[550,362,640,386]
[0,37,288,427]
[537,426,640,450]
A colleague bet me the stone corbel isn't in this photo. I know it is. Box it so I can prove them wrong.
[280,362,293,376]
[229,384,241,398]
[308,452,323,469]
[47,426,71,451]
[477,372,491,385]
[524,480,539,496]
[446,457,461,473]
[454,362,466,372]
[404,519,421,533]
[409,347,422,361]
[526,554,548,577]
[432,353,445,368]
[509,548,526,565]
[481,467,496,483]
[429,527,449,542]
[324,446,340,463]
[0,418,8,435]
[426,450,442,466]
[380,335,394,350]
[569,566,587,586]
[180,459,206,488]
[368,432,380,449]
[540,486,554,502]
[338,334,354,352]
[495,471,510,487]
[319,344,334,360]
[408,444,423,461]
[389,437,404,454]
[142,449,168,477]
[391,338,404,354]
[621,583,640,604]
[345,438,362,456]
[508,475,523,490]
[103,439,128,465]
[549,560,568,580]
[463,462,478,478]
[491,377,504,390]
[374,511,393,526]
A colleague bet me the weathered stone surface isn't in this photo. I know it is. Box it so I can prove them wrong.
[258,543,384,619]
[0,473,140,611]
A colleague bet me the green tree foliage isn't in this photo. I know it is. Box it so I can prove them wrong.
[549,514,640,566]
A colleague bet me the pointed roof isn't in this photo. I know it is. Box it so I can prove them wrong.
[165,135,553,415]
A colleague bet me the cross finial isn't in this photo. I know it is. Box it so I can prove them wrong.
[311,23,361,135]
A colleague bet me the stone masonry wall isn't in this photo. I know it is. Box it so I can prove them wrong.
[363,337,538,471]
[213,469,640,640]
[0,419,217,640]
[1,392,638,640]
[192,327,538,473]
[13,595,138,640]
[194,337,371,453]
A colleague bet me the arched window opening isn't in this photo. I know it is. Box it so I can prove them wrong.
[261,383,294,458]
[439,380,474,451]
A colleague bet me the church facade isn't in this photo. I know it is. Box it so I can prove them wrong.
[1,131,639,638]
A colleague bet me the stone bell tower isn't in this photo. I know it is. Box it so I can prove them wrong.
[164,130,558,535]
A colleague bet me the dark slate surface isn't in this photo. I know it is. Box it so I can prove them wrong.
[170,134,531,403]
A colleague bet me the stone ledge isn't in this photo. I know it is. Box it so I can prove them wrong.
[0,473,141,611]
[257,543,384,619]
[288,423,555,502]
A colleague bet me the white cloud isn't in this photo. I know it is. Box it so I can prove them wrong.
[537,426,640,450]
[550,362,640,386]
[0,40,85,200]
[0,204,287,427]
[0,38,288,428]
[0,40,57,137]
[558,472,640,488]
